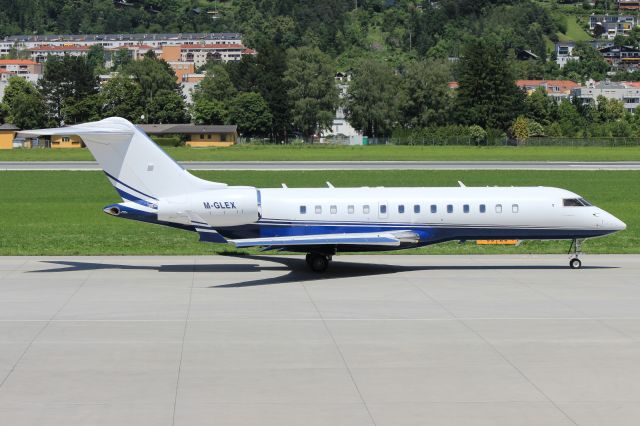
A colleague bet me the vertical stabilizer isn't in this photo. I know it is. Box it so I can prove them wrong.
[24,117,226,203]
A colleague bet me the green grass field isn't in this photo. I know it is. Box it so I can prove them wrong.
[2,145,640,161]
[0,170,636,256]
[557,16,592,42]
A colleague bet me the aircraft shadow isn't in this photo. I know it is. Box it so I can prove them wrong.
[31,256,617,288]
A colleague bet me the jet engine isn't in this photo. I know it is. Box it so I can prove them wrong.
[157,187,259,227]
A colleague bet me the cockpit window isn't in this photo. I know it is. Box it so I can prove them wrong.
[563,198,589,207]
[579,198,592,206]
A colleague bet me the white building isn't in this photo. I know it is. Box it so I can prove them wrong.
[1,33,242,52]
[589,15,636,39]
[555,42,578,68]
[572,79,640,113]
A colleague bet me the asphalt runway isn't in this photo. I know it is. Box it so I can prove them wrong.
[1,254,639,426]
[2,160,640,171]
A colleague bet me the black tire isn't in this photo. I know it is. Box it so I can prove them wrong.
[308,254,329,273]
[569,258,582,269]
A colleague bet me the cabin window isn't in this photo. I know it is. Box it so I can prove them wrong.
[463,204,469,213]
[348,205,354,214]
[431,204,437,213]
[330,205,337,214]
[398,205,405,214]
[380,205,387,214]
[299,206,306,214]
[512,204,519,213]
[496,204,502,213]
[480,204,486,213]
[363,205,370,214]
[414,205,420,214]
[315,205,322,214]
[446,205,453,213]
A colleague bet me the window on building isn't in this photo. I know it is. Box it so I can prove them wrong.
[347,205,354,214]
[447,205,453,213]
[512,204,519,213]
[496,204,502,213]
[398,205,405,214]
[463,204,470,213]
[480,204,486,213]
[200,134,204,140]
[363,205,370,214]
[414,205,420,214]
[431,204,437,213]
[300,206,306,214]
[330,205,337,214]
[315,205,322,214]
[62,137,70,142]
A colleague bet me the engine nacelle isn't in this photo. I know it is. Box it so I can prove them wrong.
[157,187,259,227]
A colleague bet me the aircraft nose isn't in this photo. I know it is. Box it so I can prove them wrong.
[604,213,626,231]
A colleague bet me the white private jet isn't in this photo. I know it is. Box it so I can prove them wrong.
[25,117,626,272]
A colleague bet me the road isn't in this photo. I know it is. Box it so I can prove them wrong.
[0,254,639,425]
[2,160,640,171]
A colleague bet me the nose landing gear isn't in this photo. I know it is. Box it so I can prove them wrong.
[568,238,583,269]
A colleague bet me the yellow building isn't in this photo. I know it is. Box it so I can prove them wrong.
[139,124,238,147]
[0,123,20,149]
[51,134,84,149]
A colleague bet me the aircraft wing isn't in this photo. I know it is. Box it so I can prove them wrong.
[229,230,420,248]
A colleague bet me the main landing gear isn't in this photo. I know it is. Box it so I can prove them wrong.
[568,238,583,269]
[305,253,332,273]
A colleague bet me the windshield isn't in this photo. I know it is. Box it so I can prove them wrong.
[563,198,592,207]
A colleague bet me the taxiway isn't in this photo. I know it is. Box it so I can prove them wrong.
[0,254,639,425]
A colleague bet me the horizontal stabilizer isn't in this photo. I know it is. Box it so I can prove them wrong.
[230,230,419,248]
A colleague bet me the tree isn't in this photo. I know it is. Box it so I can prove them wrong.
[39,56,98,125]
[468,125,487,145]
[121,55,186,123]
[597,96,625,123]
[254,39,292,141]
[562,42,609,81]
[87,45,106,76]
[99,75,144,121]
[400,59,452,128]
[284,46,338,140]
[557,99,585,136]
[192,65,237,103]
[524,87,557,125]
[455,36,526,130]
[147,89,188,124]
[192,99,228,125]
[511,115,530,143]
[227,92,272,137]
[112,49,132,70]
[345,58,400,137]
[1,77,46,129]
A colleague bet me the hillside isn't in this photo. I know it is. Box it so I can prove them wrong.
[0,0,600,66]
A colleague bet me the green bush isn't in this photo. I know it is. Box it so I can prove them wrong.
[150,136,182,147]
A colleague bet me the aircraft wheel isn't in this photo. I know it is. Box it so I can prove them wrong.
[569,258,582,269]
[308,253,329,273]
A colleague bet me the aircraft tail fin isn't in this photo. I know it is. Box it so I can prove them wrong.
[23,117,226,204]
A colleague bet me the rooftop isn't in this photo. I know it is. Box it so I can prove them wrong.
[0,59,38,65]
[138,124,237,135]
[2,33,242,43]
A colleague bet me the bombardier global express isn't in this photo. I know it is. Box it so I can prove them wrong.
[26,118,626,272]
